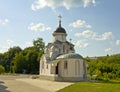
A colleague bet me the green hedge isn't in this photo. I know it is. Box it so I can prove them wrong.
[0,65,5,74]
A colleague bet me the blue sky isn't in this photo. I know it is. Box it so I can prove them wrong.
[0,0,120,57]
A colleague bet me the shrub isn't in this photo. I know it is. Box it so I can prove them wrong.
[0,65,5,74]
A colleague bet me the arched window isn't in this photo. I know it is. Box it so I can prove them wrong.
[46,64,48,69]
[59,48,61,53]
[42,61,44,69]
[64,61,67,69]
[67,49,68,53]
[63,45,65,53]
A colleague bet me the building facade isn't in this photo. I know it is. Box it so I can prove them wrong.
[39,16,87,81]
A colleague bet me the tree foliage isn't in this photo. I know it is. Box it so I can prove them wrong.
[33,38,45,51]
[85,54,120,80]
[0,38,45,74]
[0,65,5,74]
[0,46,22,72]
[13,47,42,74]
[13,38,44,74]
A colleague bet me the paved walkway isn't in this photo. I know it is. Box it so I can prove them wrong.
[0,75,73,92]
[17,78,73,92]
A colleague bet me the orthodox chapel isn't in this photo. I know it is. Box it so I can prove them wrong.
[39,16,87,81]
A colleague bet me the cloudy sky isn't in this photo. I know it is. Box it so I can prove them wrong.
[0,0,120,57]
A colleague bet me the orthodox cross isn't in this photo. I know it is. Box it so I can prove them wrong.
[70,38,72,43]
[58,15,62,27]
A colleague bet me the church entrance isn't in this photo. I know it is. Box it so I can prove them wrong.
[55,63,59,74]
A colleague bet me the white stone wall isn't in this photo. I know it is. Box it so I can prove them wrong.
[40,55,57,76]
[53,33,66,42]
[58,59,84,78]
[40,55,50,76]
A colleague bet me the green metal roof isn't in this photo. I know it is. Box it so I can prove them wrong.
[56,53,83,59]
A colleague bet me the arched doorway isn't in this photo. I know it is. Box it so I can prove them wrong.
[55,63,59,74]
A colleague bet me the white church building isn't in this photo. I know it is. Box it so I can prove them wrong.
[39,16,87,81]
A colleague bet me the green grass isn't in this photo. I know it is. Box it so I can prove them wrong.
[57,80,120,92]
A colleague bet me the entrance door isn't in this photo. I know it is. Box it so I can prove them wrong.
[55,63,58,74]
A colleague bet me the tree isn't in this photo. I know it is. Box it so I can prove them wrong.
[0,54,6,66]
[0,65,5,74]
[33,38,45,51]
[25,49,39,74]
[13,47,41,74]
[85,53,120,80]
[0,38,45,74]
[13,38,45,74]
[13,52,27,73]
[1,46,22,72]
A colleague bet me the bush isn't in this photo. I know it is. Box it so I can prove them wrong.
[0,65,5,74]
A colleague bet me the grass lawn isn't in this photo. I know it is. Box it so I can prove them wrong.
[57,80,120,92]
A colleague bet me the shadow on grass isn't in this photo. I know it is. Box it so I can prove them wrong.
[0,81,10,92]
[102,80,120,84]
[90,79,120,84]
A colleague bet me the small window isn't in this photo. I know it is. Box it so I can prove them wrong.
[42,61,44,69]
[67,49,68,53]
[46,64,48,69]
[59,48,61,53]
[64,61,67,69]
[63,45,65,53]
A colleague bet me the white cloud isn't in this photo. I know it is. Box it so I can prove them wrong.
[96,32,113,41]
[28,22,51,32]
[75,40,89,48]
[105,48,112,53]
[83,0,96,7]
[75,30,95,38]
[25,42,33,47]
[116,40,120,46]
[0,46,9,53]
[75,30,113,41]
[32,0,96,10]
[6,39,14,45]
[0,39,15,53]
[0,19,9,25]
[69,20,92,28]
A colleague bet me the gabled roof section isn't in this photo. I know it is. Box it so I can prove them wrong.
[53,40,62,44]
[56,53,83,59]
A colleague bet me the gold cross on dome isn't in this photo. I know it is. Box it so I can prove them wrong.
[70,38,72,43]
[58,15,62,21]
[58,15,62,27]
